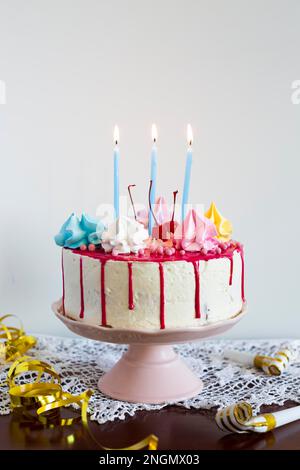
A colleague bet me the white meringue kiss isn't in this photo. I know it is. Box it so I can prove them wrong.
[101,216,149,255]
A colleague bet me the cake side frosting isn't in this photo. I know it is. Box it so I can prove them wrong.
[56,197,245,330]
[61,245,244,330]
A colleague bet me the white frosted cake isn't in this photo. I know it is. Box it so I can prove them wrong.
[55,203,245,330]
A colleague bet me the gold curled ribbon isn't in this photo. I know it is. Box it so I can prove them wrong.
[101,434,158,451]
[216,402,277,433]
[0,314,36,363]
[1,315,158,450]
[7,356,158,449]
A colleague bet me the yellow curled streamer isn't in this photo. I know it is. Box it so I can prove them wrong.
[103,434,159,451]
[7,356,158,449]
[1,314,158,450]
[5,351,158,450]
[0,315,36,363]
[0,314,25,340]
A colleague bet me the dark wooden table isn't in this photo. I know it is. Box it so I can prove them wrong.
[1,402,300,450]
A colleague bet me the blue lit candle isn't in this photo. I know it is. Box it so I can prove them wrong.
[148,123,158,235]
[181,124,193,221]
[113,125,120,219]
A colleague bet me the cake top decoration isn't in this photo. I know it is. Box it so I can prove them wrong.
[54,125,235,257]
[101,216,149,255]
[55,213,104,249]
[151,192,179,241]
[205,202,232,241]
[174,209,218,253]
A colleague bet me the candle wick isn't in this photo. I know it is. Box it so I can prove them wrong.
[148,180,159,227]
[171,190,178,222]
[128,184,137,221]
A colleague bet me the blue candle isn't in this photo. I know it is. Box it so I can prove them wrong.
[149,124,158,235]
[181,124,193,221]
[113,125,120,219]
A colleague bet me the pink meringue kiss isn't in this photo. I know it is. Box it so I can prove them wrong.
[153,196,171,226]
[80,244,87,251]
[174,209,218,253]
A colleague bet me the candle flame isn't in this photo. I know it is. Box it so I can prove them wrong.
[114,125,120,145]
[151,123,158,143]
[187,124,193,146]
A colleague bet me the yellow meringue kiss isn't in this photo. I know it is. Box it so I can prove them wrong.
[205,202,233,241]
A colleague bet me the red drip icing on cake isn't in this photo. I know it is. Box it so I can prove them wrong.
[240,249,245,302]
[71,244,238,264]
[60,244,245,329]
[100,260,107,326]
[158,263,165,329]
[79,256,84,318]
[128,262,134,310]
[192,261,201,318]
[229,255,233,286]
[61,250,65,315]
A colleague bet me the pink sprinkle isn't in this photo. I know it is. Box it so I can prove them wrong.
[216,247,222,254]
[112,248,119,256]
[202,248,208,255]
[80,244,87,251]
[138,248,145,256]
[170,247,176,255]
[165,248,173,256]
[180,249,186,256]
[88,243,96,252]
[157,246,164,255]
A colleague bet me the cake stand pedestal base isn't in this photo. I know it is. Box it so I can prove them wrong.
[53,300,247,405]
[98,344,203,404]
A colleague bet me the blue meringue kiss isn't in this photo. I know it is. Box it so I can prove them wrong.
[55,213,105,248]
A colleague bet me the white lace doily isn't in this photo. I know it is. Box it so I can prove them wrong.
[1,336,300,424]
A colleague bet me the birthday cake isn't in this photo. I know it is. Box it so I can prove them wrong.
[55,201,245,330]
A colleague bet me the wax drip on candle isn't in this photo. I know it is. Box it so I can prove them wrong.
[128,184,137,221]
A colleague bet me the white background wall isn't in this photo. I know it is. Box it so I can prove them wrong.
[0,0,299,338]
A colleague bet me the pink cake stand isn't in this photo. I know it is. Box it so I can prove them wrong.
[52,300,246,404]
